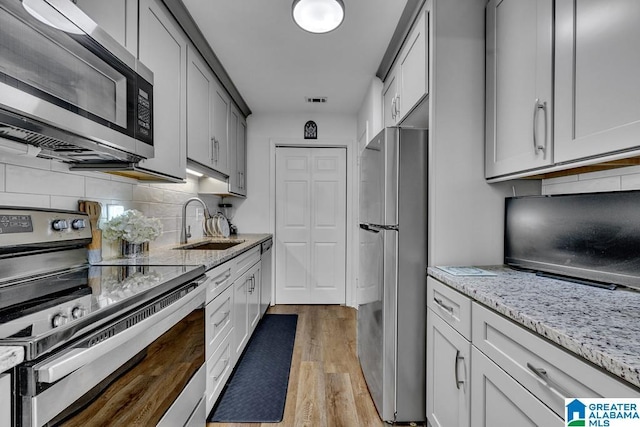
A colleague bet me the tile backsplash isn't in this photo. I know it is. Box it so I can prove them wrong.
[0,148,220,259]
[542,165,640,195]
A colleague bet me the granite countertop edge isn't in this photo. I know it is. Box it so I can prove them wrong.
[97,234,272,270]
[427,265,640,390]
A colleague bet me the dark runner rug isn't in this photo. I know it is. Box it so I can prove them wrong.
[208,314,298,423]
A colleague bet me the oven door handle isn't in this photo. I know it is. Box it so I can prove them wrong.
[35,282,205,384]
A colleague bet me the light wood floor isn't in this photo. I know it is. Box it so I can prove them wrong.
[208,305,385,427]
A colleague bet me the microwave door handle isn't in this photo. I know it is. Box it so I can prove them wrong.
[35,285,204,383]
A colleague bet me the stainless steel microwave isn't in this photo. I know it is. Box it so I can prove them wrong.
[0,0,153,163]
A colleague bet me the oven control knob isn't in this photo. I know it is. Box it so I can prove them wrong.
[71,306,87,319]
[52,219,68,231]
[71,219,86,230]
[51,313,68,328]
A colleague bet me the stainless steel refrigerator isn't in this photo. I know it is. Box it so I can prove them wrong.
[358,127,427,423]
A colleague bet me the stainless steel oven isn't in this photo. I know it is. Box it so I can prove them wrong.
[0,207,207,427]
[0,0,153,163]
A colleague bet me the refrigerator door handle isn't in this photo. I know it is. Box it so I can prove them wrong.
[378,224,399,231]
[360,223,381,233]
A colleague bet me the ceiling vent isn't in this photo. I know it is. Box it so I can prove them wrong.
[305,97,328,104]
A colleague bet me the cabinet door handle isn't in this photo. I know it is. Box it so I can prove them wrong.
[532,99,547,158]
[391,97,396,120]
[214,310,230,327]
[211,137,216,163]
[455,350,465,389]
[213,358,229,381]
[526,362,572,398]
[395,95,400,118]
[212,270,232,286]
[433,297,454,315]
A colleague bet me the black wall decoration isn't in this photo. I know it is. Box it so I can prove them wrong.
[304,121,317,139]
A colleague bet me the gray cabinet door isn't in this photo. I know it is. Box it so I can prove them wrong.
[138,0,187,181]
[555,0,640,163]
[485,0,553,178]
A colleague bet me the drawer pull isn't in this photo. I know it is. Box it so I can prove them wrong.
[214,311,230,328]
[526,362,572,398]
[433,297,454,315]
[213,358,229,381]
[455,350,465,389]
[212,270,231,285]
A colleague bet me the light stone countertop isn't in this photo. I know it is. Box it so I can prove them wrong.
[428,265,640,390]
[0,234,271,373]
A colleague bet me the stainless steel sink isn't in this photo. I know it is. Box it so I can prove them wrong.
[175,241,243,250]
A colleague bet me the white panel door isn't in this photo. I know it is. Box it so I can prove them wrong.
[275,147,347,304]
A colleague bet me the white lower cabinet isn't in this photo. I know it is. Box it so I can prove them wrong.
[427,276,640,427]
[427,309,470,427]
[233,260,261,363]
[473,302,640,416]
[204,244,267,414]
[471,347,562,427]
[248,262,261,332]
[205,329,233,413]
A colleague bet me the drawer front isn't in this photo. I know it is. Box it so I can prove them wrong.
[471,347,563,427]
[205,261,233,304]
[0,374,10,427]
[206,330,233,413]
[205,284,233,361]
[472,303,640,418]
[427,276,472,340]
[233,246,260,282]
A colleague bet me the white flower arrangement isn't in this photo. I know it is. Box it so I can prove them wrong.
[102,209,163,244]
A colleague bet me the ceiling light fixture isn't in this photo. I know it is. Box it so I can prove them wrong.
[292,0,345,34]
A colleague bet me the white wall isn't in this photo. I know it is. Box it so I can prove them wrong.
[542,166,640,195]
[234,112,358,306]
[233,112,357,233]
[0,147,220,259]
[427,0,540,267]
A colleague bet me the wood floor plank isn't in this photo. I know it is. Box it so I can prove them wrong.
[326,373,360,427]
[294,361,327,427]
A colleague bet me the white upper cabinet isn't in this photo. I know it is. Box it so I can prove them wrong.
[382,8,428,127]
[398,9,428,119]
[138,0,188,181]
[211,81,230,176]
[187,45,213,168]
[228,104,247,197]
[555,0,640,163]
[383,69,400,127]
[74,0,137,56]
[485,0,553,179]
[187,46,230,176]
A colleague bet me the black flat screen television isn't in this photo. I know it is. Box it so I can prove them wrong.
[504,190,640,290]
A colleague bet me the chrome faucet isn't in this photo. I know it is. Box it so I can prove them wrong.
[180,197,212,244]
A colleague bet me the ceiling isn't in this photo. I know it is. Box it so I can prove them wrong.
[180,0,408,116]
